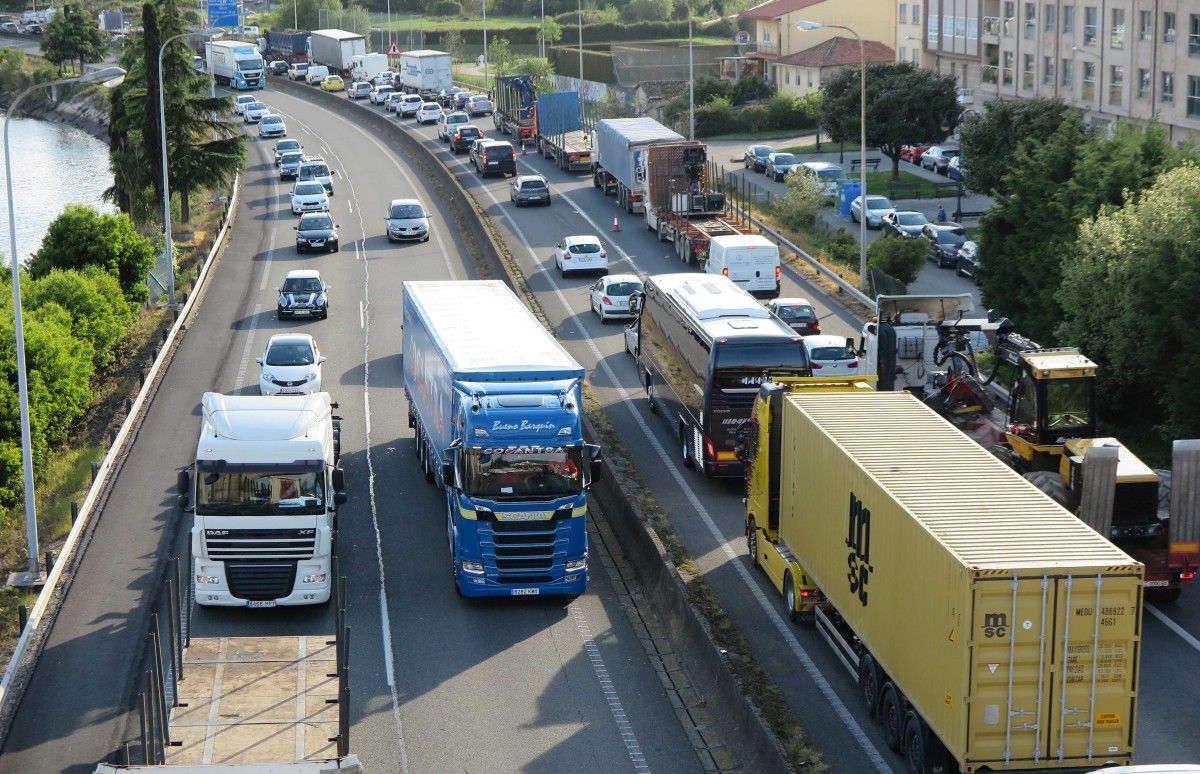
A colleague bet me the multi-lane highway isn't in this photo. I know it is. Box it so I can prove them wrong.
[5,78,1200,774]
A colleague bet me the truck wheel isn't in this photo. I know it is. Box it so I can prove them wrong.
[784,572,806,625]
[332,425,341,463]
[679,425,694,468]
[746,519,760,569]
[858,654,882,715]
[646,383,659,414]
[902,710,927,774]
[1024,471,1068,507]
[447,520,465,598]
[880,683,904,751]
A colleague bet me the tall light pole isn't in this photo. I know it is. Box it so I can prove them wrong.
[540,0,545,59]
[687,2,694,140]
[798,20,867,293]
[482,0,488,87]
[4,66,126,585]
[577,0,583,103]
[158,29,219,306]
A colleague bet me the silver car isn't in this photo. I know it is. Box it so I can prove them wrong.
[509,175,551,207]
[242,101,268,123]
[279,151,306,180]
[384,198,430,242]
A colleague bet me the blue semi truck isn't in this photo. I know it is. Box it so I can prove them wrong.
[402,280,602,598]
[533,91,592,173]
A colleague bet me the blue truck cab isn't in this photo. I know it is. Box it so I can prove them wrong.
[402,281,602,598]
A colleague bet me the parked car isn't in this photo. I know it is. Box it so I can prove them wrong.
[743,144,774,173]
[509,174,551,206]
[920,145,960,174]
[257,334,324,396]
[946,154,965,181]
[347,81,371,99]
[589,274,642,322]
[849,195,896,229]
[297,158,335,195]
[384,198,430,243]
[396,94,422,117]
[277,269,330,318]
[554,235,608,278]
[922,223,969,267]
[242,101,268,123]
[274,138,301,165]
[955,240,981,284]
[899,144,930,163]
[471,139,515,177]
[279,150,306,180]
[233,94,257,115]
[880,210,929,238]
[290,181,329,215]
[0,21,19,33]
[437,111,471,142]
[802,335,860,377]
[287,62,309,81]
[415,102,441,124]
[795,162,847,200]
[369,84,395,105]
[765,152,798,181]
[320,75,344,92]
[764,298,821,336]
[258,113,286,138]
[450,124,484,154]
[268,60,289,75]
[293,213,339,255]
[467,95,493,116]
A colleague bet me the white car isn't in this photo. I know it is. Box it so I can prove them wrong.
[290,181,329,215]
[297,158,334,195]
[242,101,268,123]
[802,335,860,377]
[849,195,897,229]
[369,85,395,105]
[589,274,643,323]
[415,102,441,125]
[258,113,286,138]
[554,235,608,278]
[396,94,422,117]
[273,138,302,165]
[257,334,325,396]
[796,161,847,199]
[384,92,406,112]
[233,94,257,115]
[372,70,396,86]
[437,111,470,142]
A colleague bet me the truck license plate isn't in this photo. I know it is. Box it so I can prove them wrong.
[1144,579,1169,587]
[511,588,540,596]
[247,600,277,608]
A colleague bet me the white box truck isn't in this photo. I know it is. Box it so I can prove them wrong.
[398,50,451,96]
[206,39,265,90]
[704,234,781,298]
[349,52,389,83]
[307,29,366,75]
[178,392,347,607]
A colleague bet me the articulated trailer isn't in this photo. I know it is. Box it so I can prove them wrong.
[533,91,591,173]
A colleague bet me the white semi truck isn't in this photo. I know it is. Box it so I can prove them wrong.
[205,39,265,90]
[179,392,346,607]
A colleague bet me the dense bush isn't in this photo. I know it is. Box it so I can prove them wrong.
[622,0,672,22]
[867,234,926,284]
[28,205,156,299]
[428,0,461,14]
[768,92,818,132]
[692,75,730,105]
[694,96,734,136]
[822,230,860,269]
[772,172,826,232]
[738,103,770,133]
[25,268,136,369]
[731,74,774,104]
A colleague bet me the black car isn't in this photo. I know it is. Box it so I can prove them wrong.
[955,241,981,284]
[268,60,289,75]
[276,270,330,320]
[437,86,465,108]
[450,125,484,154]
[922,223,968,267]
[743,144,774,173]
[472,140,516,178]
[294,212,339,254]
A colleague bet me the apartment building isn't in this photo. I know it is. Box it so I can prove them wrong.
[897,1,940,67]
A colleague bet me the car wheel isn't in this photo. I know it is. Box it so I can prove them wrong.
[332,244,339,253]
[423,235,430,243]
[296,245,304,254]
[276,311,284,320]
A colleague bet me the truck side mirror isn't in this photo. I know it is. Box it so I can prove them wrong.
[628,293,643,314]
[586,444,603,486]
[176,469,190,495]
[332,467,345,492]
[334,491,348,505]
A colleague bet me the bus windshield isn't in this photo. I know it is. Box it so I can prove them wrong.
[196,465,325,515]
[463,447,585,499]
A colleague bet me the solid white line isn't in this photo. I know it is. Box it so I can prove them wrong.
[359,300,365,329]
[1147,604,1200,653]
[379,590,396,687]
[232,303,262,390]
[574,608,651,774]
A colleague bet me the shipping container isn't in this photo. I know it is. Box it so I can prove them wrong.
[747,387,1143,772]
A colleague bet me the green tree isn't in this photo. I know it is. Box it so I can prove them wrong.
[772,169,825,232]
[1057,162,1200,441]
[489,37,514,77]
[621,0,672,21]
[515,56,555,93]
[28,205,157,299]
[957,97,1077,195]
[867,234,925,285]
[693,96,734,136]
[539,18,563,48]
[40,3,107,74]
[25,268,136,369]
[693,74,730,105]
[731,74,773,104]
[820,62,959,179]
[442,29,466,62]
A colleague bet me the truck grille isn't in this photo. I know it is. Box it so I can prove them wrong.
[481,518,562,580]
[226,561,297,601]
[204,528,316,560]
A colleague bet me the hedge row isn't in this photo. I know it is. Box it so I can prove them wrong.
[550,46,614,83]
[424,17,736,47]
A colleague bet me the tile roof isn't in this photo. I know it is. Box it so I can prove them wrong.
[777,36,895,68]
[740,0,827,20]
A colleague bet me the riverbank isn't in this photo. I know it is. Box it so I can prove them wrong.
[0,86,109,141]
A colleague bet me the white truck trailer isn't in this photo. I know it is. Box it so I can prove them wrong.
[397,50,451,96]
[348,52,389,83]
[205,39,265,90]
[178,392,346,607]
[307,29,366,75]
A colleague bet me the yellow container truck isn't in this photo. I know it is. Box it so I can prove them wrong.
[742,382,1143,773]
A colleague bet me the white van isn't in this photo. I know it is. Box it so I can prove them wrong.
[305,65,330,85]
[705,234,780,299]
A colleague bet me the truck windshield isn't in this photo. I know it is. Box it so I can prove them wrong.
[463,447,585,499]
[196,467,325,515]
[237,59,262,71]
[1044,378,1092,429]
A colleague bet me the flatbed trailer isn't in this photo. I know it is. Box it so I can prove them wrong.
[655,214,748,266]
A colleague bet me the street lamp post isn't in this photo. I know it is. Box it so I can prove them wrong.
[540,0,545,59]
[798,20,867,293]
[577,0,583,103]
[688,2,694,140]
[4,66,126,585]
[482,0,488,87]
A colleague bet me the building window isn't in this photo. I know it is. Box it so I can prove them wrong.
[1191,15,1200,55]
[1044,4,1055,32]
[1109,64,1123,105]
[1025,3,1037,39]
[1003,1,1015,35]
[1063,5,1075,34]
[762,27,771,42]
[1163,71,1175,102]
[1137,68,1150,98]
[912,48,919,63]
[962,64,968,82]
[1165,12,1176,42]
[1002,50,1014,85]
[785,68,790,85]
[1188,76,1200,116]
[900,3,908,24]
[913,5,920,25]
[1082,60,1096,100]
[1023,53,1035,88]
[900,46,907,62]
[1061,57,1073,87]
[1110,9,1125,48]
[1043,56,1055,85]
[1083,6,1097,44]
[1138,10,1151,41]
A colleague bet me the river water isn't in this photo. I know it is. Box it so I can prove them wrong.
[0,117,115,265]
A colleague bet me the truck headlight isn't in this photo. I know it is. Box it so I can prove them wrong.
[195,574,220,585]
[460,560,485,575]
[565,557,587,572]
[302,573,327,584]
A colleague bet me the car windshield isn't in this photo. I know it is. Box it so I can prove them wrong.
[520,179,546,190]
[605,281,641,296]
[772,154,796,164]
[897,212,926,225]
[937,230,967,246]
[282,275,324,292]
[775,304,816,321]
[866,197,893,209]
[816,168,845,180]
[294,183,324,196]
[459,128,481,138]
[448,114,468,123]
[247,102,265,111]
[277,140,299,151]
[811,345,855,361]
[262,115,282,124]
[237,59,260,71]
[462,447,585,498]
[389,204,425,219]
[265,342,315,366]
[569,242,601,254]
[751,146,772,157]
[298,215,332,230]
[301,164,330,177]
[281,152,304,163]
[422,103,439,110]
[238,97,254,104]
[377,86,393,93]
[196,466,324,515]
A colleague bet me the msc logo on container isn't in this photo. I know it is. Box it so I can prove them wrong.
[846,492,873,607]
[982,612,1008,638]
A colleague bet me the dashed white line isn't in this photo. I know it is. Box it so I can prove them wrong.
[574,608,650,773]
[348,199,353,214]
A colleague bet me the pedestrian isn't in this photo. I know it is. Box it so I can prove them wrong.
[936,204,947,223]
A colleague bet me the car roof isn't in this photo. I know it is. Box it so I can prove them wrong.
[285,269,322,279]
[293,181,325,191]
[601,273,641,284]
[236,95,255,101]
[771,297,812,306]
[421,102,439,108]
[801,161,841,171]
[444,111,469,118]
[564,235,601,244]
[389,198,423,207]
[515,174,547,183]
[276,138,299,145]
[769,151,795,157]
[803,334,848,348]
[267,333,315,346]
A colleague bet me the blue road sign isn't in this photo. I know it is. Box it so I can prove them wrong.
[207,0,238,28]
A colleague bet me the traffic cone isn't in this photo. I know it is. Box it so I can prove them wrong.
[521,139,528,155]
[611,214,621,232]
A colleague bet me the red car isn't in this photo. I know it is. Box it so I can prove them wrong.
[900,144,931,164]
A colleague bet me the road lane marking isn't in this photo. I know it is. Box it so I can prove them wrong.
[348,199,353,214]
[359,300,365,329]
[232,303,262,390]
[1147,605,1200,653]
[574,607,651,773]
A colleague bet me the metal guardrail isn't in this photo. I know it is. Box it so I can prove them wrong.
[0,175,242,743]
